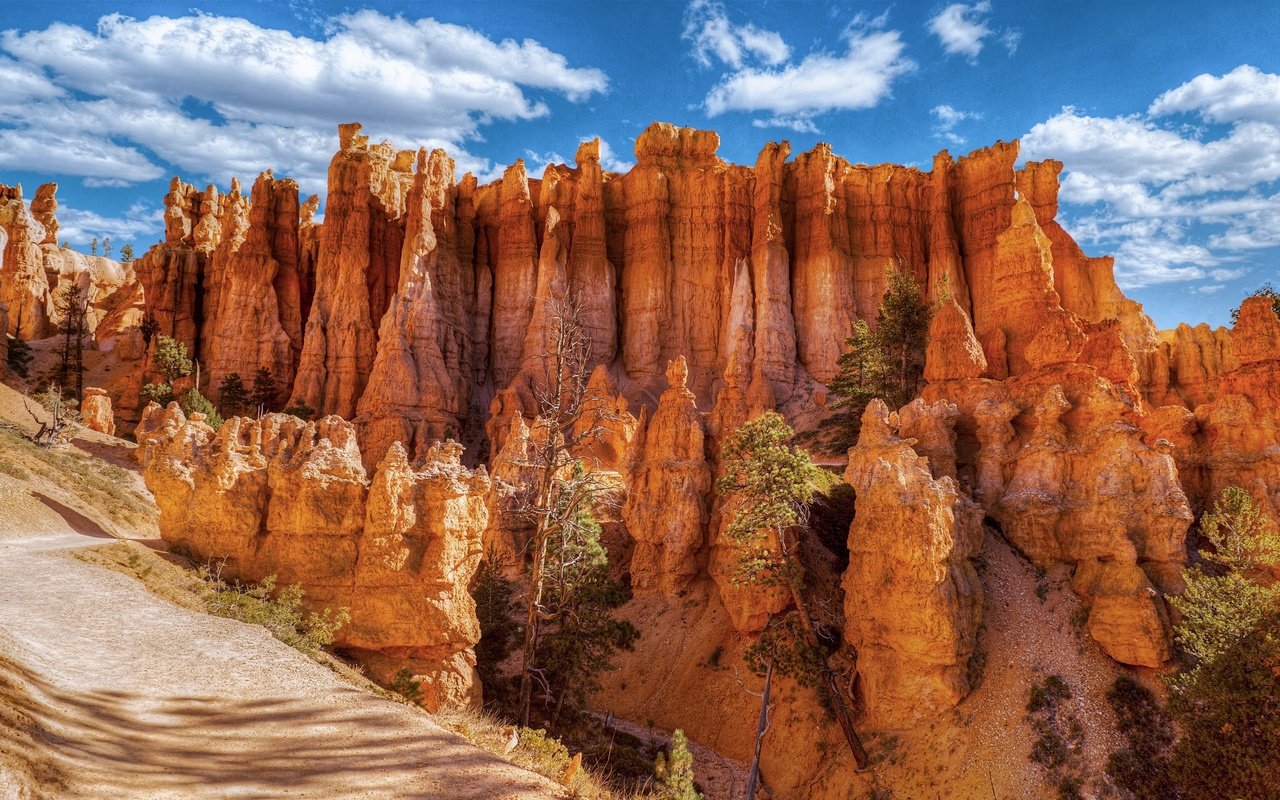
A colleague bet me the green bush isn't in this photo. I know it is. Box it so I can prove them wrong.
[196,568,350,655]
[1104,675,1174,799]
[179,387,223,430]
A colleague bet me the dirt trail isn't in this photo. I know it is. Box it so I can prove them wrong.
[0,482,564,800]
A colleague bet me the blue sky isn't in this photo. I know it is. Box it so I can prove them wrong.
[2,1,1278,328]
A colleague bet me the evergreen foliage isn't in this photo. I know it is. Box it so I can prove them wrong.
[282,399,317,421]
[179,387,223,430]
[536,502,638,719]
[473,556,522,709]
[120,243,134,262]
[715,411,820,592]
[218,373,250,417]
[654,729,701,800]
[6,336,33,378]
[828,266,932,434]
[55,282,89,401]
[251,367,278,413]
[1229,282,1280,323]
[1159,487,1280,799]
[151,335,193,383]
[1169,487,1280,678]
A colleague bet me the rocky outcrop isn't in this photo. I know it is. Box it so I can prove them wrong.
[135,403,490,710]
[922,285,1189,667]
[622,357,712,597]
[80,387,116,436]
[291,123,412,420]
[205,171,305,408]
[843,399,983,729]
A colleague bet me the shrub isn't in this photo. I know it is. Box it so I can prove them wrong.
[178,387,223,430]
[6,336,33,378]
[1105,675,1174,799]
[196,568,350,655]
[282,399,317,421]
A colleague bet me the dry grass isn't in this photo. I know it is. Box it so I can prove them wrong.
[0,421,155,532]
[431,704,653,800]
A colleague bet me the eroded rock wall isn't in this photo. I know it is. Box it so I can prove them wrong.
[135,403,490,710]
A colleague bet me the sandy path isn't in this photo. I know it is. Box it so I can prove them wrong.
[0,515,564,799]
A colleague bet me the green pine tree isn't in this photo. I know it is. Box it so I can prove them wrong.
[1169,487,1280,679]
[141,335,193,407]
[874,265,931,409]
[1162,486,1280,799]
[716,412,868,767]
[218,373,250,417]
[7,336,33,378]
[828,266,932,440]
[178,387,223,430]
[250,367,278,414]
[120,243,134,262]
[654,729,701,800]
[536,498,639,722]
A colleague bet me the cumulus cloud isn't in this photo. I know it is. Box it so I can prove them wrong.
[1148,65,1280,124]
[55,200,164,245]
[683,0,790,69]
[701,13,915,126]
[1024,66,1280,288]
[926,1,1018,61]
[931,104,981,145]
[0,11,608,196]
[483,135,635,186]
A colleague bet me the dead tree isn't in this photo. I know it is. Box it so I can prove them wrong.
[513,293,623,728]
[25,385,77,446]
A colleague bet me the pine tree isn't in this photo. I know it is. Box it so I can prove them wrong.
[90,237,99,256]
[54,283,89,403]
[1169,487,1280,677]
[141,335,193,406]
[282,399,317,421]
[102,236,112,258]
[7,336,33,378]
[1230,282,1280,323]
[218,373,250,417]
[829,320,889,416]
[250,367,278,414]
[874,266,931,408]
[654,729,701,800]
[536,501,638,722]
[716,412,868,768]
[179,387,223,430]
[120,243,134,262]
[828,266,932,432]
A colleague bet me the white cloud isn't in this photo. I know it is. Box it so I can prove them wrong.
[752,115,820,134]
[477,136,634,186]
[1193,284,1226,294]
[704,25,914,119]
[926,1,1019,61]
[1148,65,1280,124]
[55,200,164,246]
[683,0,790,69]
[1024,67,1280,288]
[0,11,607,193]
[931,104,981,145]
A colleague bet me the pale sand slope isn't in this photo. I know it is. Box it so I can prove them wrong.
[0,480,564,800]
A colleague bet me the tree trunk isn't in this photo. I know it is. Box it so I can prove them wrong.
[786,561,869,769]
[745,662,772,800]
[517,462,559,728]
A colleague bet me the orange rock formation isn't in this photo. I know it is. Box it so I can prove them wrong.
[135,403,490,710]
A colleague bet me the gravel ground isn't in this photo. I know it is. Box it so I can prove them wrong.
[0,478,565,800]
